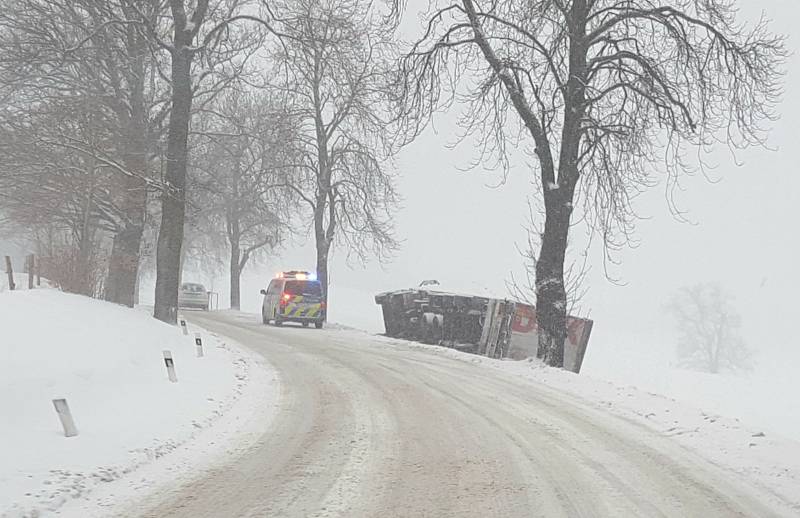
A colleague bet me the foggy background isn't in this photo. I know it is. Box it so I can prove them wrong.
[132,0,800,439]
[4,2,800,516]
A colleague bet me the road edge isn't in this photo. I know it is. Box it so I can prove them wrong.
[55,320,282,518]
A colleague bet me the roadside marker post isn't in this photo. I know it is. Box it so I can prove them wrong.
[163,350,178,382]
[180,319,188,335]
[195,333,204,357]
[52,398,78,437]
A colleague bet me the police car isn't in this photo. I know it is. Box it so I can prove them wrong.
[260,271,326,328]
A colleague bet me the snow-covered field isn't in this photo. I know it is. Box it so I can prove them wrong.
[580,325,800,444]
[0,280,279,518]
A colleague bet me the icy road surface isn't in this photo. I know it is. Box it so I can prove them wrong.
[128,311,789,518]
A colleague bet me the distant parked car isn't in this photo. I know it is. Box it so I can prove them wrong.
[178,282,209,310]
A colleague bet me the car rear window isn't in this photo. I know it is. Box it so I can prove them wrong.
[284,280,322,296]
[182,283,205,293]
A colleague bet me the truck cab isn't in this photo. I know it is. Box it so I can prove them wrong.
[261,271,325,328]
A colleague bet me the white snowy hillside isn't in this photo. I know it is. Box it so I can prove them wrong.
[0,285,278,518]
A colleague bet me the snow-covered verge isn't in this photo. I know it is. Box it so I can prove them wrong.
[0,288,279,518]
[579,322,800,444]
[358,330,800,512]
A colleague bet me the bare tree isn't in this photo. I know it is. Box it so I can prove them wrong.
[269,0,399,303]
[0,0,167,306]
[668,283,751,373]
[98,0,164,307]
[0,0,280,314]
[150,0,211,323]
[0,100,122,295]
[394,0,785,367]
[190,91,293,309]
[141,0,274,323]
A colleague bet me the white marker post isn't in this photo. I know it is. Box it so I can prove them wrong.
[52,398,78,437]
[163,350,178,382]
[179,319,188,335]
[194,333,204,357]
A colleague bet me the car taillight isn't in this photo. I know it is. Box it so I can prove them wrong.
[320,301,327,309]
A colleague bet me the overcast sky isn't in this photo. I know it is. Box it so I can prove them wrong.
[216,1,800,385]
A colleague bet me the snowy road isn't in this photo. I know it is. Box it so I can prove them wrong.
[130,311,788,518]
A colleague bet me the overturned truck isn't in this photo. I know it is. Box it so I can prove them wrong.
[375,285,593,373]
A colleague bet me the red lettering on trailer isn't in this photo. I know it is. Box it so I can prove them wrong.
[514,304,586,346]
[512,305,537,333]
[567,319,585,345]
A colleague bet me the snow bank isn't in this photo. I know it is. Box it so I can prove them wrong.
[359,331,800,512]
[0,289,278,518]
[583,331,800,444]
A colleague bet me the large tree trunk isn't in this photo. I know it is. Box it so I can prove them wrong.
[315,237,330,304]
[311,66,333,309]
[534,0,588,367]
[133,264,141,305]
[105,165,146,306]
[154,46,192,324]
[227,160,242,310]
[535,193,571,367]
[230,257,241,309]
[105,217,144,307]
[313,195,332,308]
[72,171,96,297]
[229,223,241,310]
[105,24,149,308]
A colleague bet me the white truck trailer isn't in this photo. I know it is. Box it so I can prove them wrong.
[375,284,593,373]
